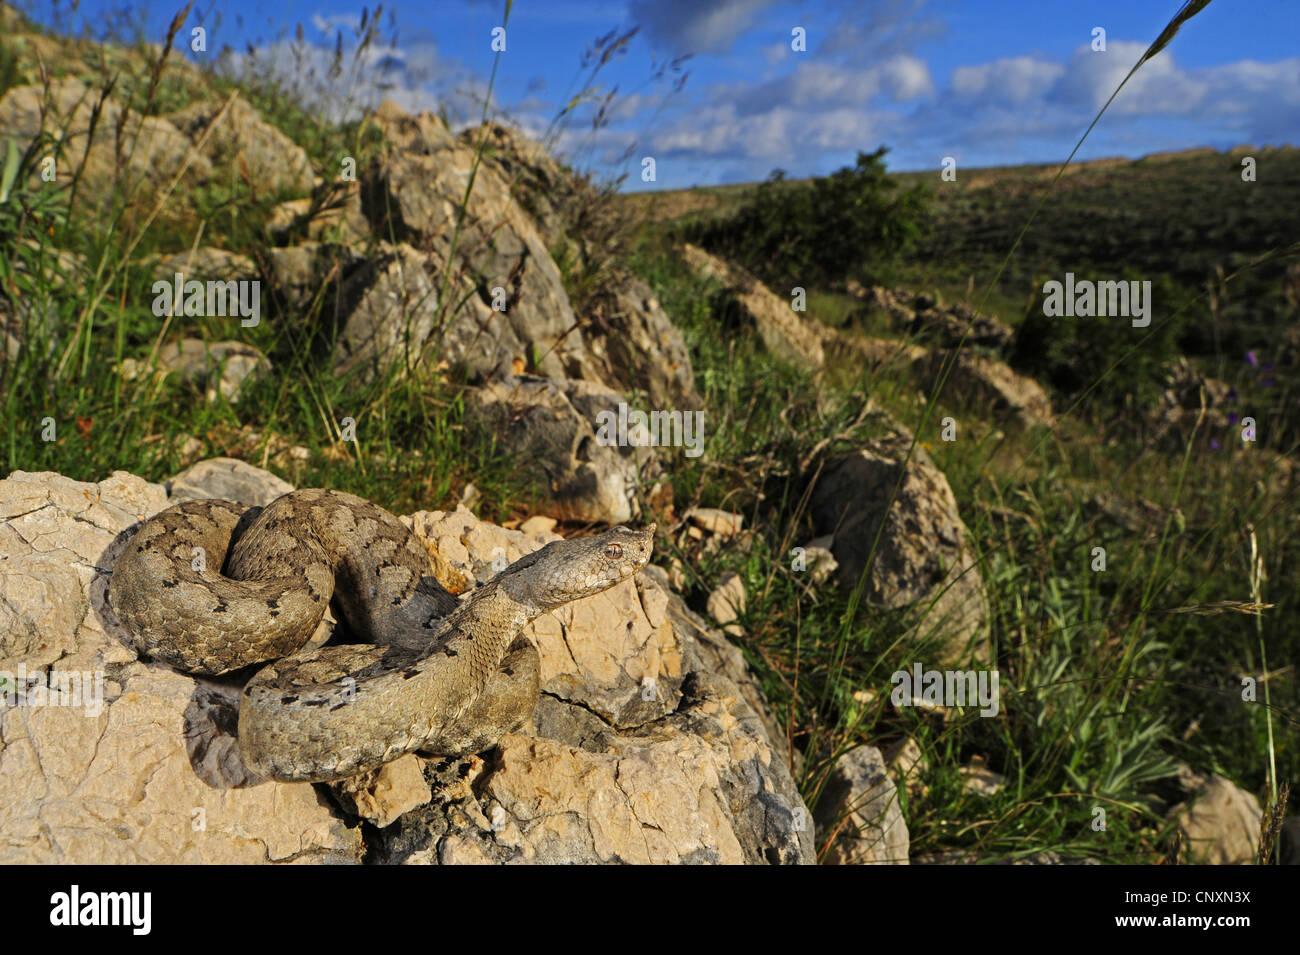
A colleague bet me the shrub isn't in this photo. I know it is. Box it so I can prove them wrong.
[689,146,929,289]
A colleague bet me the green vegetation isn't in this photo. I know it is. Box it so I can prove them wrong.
[688,147,930,289]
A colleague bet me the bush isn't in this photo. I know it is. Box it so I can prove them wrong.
[690,147,929,289]
[1010,272,1199,414]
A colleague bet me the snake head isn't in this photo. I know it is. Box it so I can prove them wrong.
[517,523,656,610]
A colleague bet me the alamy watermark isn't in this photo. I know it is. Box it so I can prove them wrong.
[594,402,705,458]
[0,664,105,717]
[891,663,1000,717]
[1042,272,1151,327]
[49,885,150,935]
[151,271,261,327]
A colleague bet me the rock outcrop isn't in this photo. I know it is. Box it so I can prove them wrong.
[0,464,811,864]
[681,243,826,371]
[808,432,990,663]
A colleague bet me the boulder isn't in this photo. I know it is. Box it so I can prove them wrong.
[166,94,315,197]
[351,102,603,385]
[0,77,210,214]
[119,338,269,402]
[0,464,811,864]
[1170,769,1263,865]
[584,274,702,410]
[814,745,910,864]
[0,469,360,863]
[681,243,825,371]
[809,433,990,663]
[465,375,661,525]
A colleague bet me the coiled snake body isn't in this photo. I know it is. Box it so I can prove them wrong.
[107,489,654,782]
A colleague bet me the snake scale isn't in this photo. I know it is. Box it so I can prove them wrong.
[107,489,654,782]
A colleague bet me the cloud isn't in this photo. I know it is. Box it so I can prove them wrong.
[817,0,945,63]
[628,0,779,54]
[733,56,933,116]
[213,33,487,125]
[952,56,1066,105]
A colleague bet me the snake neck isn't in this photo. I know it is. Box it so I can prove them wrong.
[445,578,541,647]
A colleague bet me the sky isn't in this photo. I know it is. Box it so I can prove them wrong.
[21,0,1300,190]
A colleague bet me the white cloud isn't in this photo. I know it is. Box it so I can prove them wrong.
[952,56,1065,104]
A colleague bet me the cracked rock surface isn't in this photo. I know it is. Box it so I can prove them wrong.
[0,465,812,864]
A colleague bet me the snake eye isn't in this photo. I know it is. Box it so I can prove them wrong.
[604,543,623,560]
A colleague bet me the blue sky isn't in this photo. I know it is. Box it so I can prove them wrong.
[22,0,1300,190]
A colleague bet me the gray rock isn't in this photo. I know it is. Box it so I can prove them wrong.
[585,274,703,410]
[263,242,367,313]
[465,375,655,524]
[814,745,910,864]
[457,121,572,250]
[120,338,269,402]
[350,103,603,385]
[1169,770,1263,865]
[332,240,504,381]
[166,457,294,505]
[681,243,825,371]
[0,469,361,863]
[0,77,210,215]
[2,467,811,864]
[706,571,746,636]
[166,94,314,197]
[809,432,990,663]
[150,247,258,285]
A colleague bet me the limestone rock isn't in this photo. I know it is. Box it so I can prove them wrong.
[166,94,314,197]
[263,242,367,313]
[333,241,493,380]
[0,77,211,214]
[120,338,269,402]
[814,745,910,865]
[2,465,810,864]
[166,457,294,506]
[686,507,744,537]
[885,736,928,801]
[809,433,990,663]
[150,247,258,285]
[681,243,825,371]
[706,571,747,637]
[584,274,703,410]
[465,375,656,524]
[333,754,433,829]
[959,757,1005,797]
[352,102,602,385]
[855,285,1014,351]
[265,181,370,245]
[457,120,572,250]
[915,351,1055,429]
[1170,771,1263,865]
[371,511,814,864]
[0,469,361,863]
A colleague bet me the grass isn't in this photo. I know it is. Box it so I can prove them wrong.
[1,0,1294,864]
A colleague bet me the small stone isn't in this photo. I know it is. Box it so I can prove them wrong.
[959,757,1004,796]
[685,507,744,537]
[814,746,909,865]
[332,754,432,828]
[706,572,747,636]
[1169,773,1262,865]
[519,515,557,536]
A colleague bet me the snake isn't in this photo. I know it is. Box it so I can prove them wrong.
[106,489,654,783]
